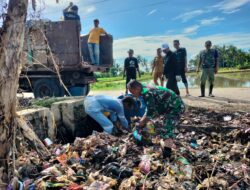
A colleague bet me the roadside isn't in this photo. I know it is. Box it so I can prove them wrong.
[90,87,250,112]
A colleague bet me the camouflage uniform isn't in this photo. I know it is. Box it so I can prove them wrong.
[199,49,218,87]
[141,85,185,138]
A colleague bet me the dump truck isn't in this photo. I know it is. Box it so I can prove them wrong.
[19,20,113,98]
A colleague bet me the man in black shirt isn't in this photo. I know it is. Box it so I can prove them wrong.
[63,2,81,31]
[123,49,141,93]
[162,43,180,95]
[173,40,189,96]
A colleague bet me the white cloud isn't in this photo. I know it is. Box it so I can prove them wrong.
[200,17,225,26]
[213,0,250,14]
[84,6,96,14]
[183,25,200,34]
[113,33,250,62]
[174,10,207,22]
[147,9,157,16]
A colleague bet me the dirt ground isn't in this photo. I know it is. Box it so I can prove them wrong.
[90,88,250,112]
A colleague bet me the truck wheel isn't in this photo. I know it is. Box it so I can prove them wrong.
[33,79,65,98]
[68,84,90,96]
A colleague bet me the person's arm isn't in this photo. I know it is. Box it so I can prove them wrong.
[214,50,219,74]
[136,59,141,78]
[197,52,202,73]
[151,58,156,75]
[101,28,108,35]
[184,48,188,72]
[116,104,129,130]
[139,94,155,127]
[123,59,127,79]
[63,2,73,13]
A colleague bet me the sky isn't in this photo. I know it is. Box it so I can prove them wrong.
[28,0,250,64]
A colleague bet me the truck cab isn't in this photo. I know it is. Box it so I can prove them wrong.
[19,20,113,98]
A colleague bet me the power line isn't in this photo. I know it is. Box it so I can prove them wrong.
[95,0,169,17]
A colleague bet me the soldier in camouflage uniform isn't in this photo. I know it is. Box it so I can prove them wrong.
[127,80,185,139]
[197,41,218,97]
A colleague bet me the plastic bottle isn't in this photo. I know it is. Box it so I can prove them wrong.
[182,165,193,179]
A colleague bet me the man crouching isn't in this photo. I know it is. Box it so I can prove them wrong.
[127,80,185,140]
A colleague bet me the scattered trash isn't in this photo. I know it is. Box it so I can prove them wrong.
[10,107,250,189]
[223,115,232,121]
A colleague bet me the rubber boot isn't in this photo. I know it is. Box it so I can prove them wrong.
[209,85,215,97]
[199,85,205,97]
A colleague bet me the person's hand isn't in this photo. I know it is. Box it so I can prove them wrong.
[215,67,218,74]
[185,67,188,73]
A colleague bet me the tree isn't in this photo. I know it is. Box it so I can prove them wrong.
[137,55,150,73]
[0,0,29,182]
[0,0,50,185]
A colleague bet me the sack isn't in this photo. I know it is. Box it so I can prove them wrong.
[176,75,182,82]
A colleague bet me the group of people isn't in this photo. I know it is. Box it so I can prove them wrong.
[84,39,219,145]
[124,40,219,97]
[84,80,185,145]
[64,2,219,144]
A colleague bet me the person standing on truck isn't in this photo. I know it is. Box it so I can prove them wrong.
[173,40,190,96]
[88,19,108,65]
[151,48,164,86]
[197,40,218,97]
[84,95,136,135]
[123,49,141,94]
[162,43,180,95]
[63,2,81,31]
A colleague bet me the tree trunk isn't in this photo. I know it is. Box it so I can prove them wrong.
[0,0,28,186]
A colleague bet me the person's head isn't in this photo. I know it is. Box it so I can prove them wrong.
[71,5,78,13]
[205,40,212,50]
[127,80,143,98]
[69,2,74,6]
[94,19,99,27]
[122,96,136,110]
[173,39,180,49]
[128,49,134,57]
[162,43,170,54]
[157,48,162,56]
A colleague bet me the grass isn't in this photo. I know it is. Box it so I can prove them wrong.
[91,68,250,91]
[32,97,68,108]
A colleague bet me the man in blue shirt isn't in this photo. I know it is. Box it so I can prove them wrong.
[84,95,136,135]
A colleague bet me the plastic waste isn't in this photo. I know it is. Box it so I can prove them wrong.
[139,155,151,174]
[133,130,142,141]
[223,115,232,121]
[44,138,53,146]
[182,165,193,179]
[190,139,199,149]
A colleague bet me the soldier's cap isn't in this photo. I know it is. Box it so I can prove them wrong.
[162,43,169,50]
[205,40,212,45]
[128,49,134,53]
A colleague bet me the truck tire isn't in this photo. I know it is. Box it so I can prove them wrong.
[33,79,65,98]
[68,84,90,96]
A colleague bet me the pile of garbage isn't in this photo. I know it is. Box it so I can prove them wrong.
[12,108,249,189]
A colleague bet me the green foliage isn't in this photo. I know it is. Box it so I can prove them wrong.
[32,97,68,108]
[189,45,250,69]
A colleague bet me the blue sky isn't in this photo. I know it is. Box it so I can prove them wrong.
[36,0,250,63]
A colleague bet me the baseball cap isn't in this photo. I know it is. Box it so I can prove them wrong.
[128,49,134,53]
[162,43,169,50]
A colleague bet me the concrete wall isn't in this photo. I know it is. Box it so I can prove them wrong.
[18,97,86,142]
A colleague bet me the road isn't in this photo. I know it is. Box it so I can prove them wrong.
[90,88,250,112]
